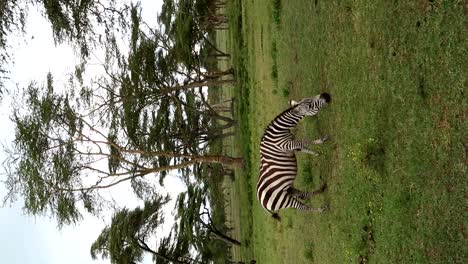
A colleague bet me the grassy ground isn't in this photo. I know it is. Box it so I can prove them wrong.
[217,0,467,263]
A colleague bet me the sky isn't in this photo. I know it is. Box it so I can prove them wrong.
[0,1,188,263]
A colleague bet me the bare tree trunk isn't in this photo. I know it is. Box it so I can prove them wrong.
[138,239,191,264]
[196,155,244,168]
[211,131,235,141]
[209,230,241,246]
[202,68,234,80]
[212,115,237,130]
[210,53,231,59]
[202,35,230,57]
[159,79,236,95]
[200,208,242,247]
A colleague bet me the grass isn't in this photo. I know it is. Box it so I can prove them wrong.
[217,0,467,263]
[272,0,282,26]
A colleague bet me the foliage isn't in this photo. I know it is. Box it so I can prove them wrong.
[5,74,241,225]
[0,0,130,96]
[3,1,243,227]
[104,3,236,159]
[90,195,195,264]
[174,184,240,263]
[91,184,235,264]
[2,1,239,262]
[159,0,230,71]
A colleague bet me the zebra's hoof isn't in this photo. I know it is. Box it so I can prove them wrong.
[321,135,330,142]
[319,183,328,193]
[319,206,329,213]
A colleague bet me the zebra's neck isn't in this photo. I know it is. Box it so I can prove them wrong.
[265,107,304,134]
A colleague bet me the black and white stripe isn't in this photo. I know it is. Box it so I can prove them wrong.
[256,93,331,216]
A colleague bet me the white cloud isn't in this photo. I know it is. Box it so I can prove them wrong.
[0,201,109,264]
[0,204,50,264]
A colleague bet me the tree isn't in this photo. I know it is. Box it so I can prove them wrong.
[3,1,242,228]
[99,4,236,157]
[0,1,27,94]
[174,184,241,256]
[90,194,194,264]
[158,0,232,76]
[4,73,243,226]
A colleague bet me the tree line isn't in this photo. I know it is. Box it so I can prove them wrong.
[2,0,239,263]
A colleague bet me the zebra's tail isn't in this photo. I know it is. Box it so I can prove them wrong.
[267,210,281,221]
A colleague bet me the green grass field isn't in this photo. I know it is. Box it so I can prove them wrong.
[216,0,467,263]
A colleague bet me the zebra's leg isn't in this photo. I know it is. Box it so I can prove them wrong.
[284,138,327,155]
[311,135,330,144]
[287,184,327,200]
[282,139,318,155]
[283,191,328,212]
[298,147,320,156]
[291,197,328,213]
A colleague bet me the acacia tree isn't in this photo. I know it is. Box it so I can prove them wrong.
[90,195,195,264]
[3,2,241,227]
[91,190,232,264]
[3,71,243,226]
[174,184,240,254]
[158,0,233,80]
[98,5,237,157]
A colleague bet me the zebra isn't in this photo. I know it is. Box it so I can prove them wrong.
[256,93,331,219]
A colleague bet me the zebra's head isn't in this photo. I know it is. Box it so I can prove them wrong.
[290,93,331,116]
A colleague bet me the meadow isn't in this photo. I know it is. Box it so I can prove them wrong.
[216,0,466,263]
